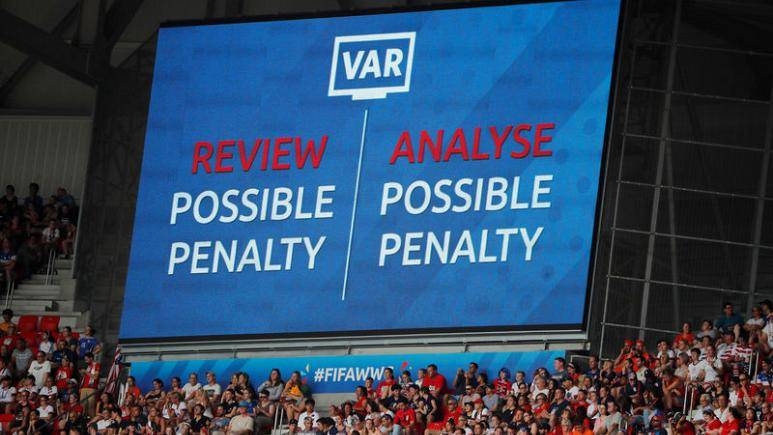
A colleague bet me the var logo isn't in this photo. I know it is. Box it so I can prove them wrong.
[328,32,416,101]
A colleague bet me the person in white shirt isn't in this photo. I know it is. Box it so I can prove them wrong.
[36,396,55,422]
[202,371,222,402]
[0,376,16,413]
[182,373,202,403]
[0,359,11,380]
[297,399,320,428]
[38,331,55,358]
[38,376,58,401]
[28,351,52,387]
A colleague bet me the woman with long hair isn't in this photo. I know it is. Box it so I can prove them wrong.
[257,368,284,402]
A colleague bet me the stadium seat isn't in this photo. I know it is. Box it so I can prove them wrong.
[20,331,38,348]
[0,414,13,432]
[39,315,60,333]
[17,315,38,333]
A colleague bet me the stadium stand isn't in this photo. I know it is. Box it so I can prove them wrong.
[0,301,769,434]
[0,183,86,330]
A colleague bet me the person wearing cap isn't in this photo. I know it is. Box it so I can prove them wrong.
[481,384,499,412]
[363,414,379,435]
[470,398,489,423]
[702,409,722,432]
[226,401,254,435]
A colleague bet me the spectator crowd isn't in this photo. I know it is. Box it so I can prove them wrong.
[0,309,102,435]
[0,182,79,287]
[0,301,758,435]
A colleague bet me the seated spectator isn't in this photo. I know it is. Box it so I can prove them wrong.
[280,371,307,421]
[226,401,255,435]
[716,302,744,339]
[256,368,283,403]
[27,351,51,388]
[0,375,16,413]
[23,183,42,215]
[0,238,17,283]
[11,339,33,379]
[41,219,60,261]
[37,330,55,359]
[202,370,222,403]
[60,222,77,258]
[0,185,18,214]
[0,309,16,335]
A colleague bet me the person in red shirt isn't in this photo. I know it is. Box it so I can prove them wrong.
[614,340,635,373]
[736,373,759,405]
[55,355,74,390]
[376,368,397,400]
[394,399,416,432]
[353,386,368,417]
[717,408,741,435]
[492,368,511,398]
[441,397,462,425]
[79,352,100,417]
[703,410,722,433]
[423,364,447,395]
[674,322,696,348]
[365,377,377,401]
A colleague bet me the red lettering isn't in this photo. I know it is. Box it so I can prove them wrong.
[511,124,532,159]
[215,140,235,173]
[390,131,415,164]
[261,138,270,170]
[489,126,512,159]
[272,137,292,170]
[471,127,489,160]
[192,141,214,174]
[295,136,328,169]
[237,139,261,172]
[534,123,554,157]
[443,128,470,161]
[418,130,443,163]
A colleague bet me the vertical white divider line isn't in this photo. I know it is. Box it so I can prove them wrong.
[341,108,369,300]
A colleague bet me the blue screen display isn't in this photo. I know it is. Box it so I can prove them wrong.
[120,0,621,340]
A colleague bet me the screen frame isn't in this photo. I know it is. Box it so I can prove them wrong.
[119,0,626,344]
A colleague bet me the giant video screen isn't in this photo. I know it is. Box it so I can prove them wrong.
[120,0,621,340]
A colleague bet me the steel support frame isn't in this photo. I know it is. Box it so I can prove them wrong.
[0,3,83,103]
[746,84,773,315]
[635,0,683,341]
[0,9,99,85]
